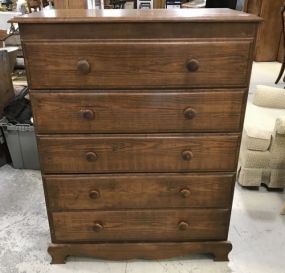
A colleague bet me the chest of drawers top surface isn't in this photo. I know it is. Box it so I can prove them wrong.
[14,9,261,41]
[14,9,260,263]
[13,9,261,23]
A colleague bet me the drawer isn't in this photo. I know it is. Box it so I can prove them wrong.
[38,134,240,173]
[31,90,245,134]
[45,173,235,210]
[52,209,230,242]
[24,40,252,89]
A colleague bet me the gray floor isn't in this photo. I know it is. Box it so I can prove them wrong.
[0,62,285,273]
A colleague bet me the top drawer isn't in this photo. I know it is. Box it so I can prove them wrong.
[24,40,252,89]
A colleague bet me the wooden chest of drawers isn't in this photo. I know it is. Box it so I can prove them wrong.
[14,9,260,264]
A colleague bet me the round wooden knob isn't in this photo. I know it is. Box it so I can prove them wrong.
[182,150,193,161]
[186,59,199,72]
[180,188,191,198]
[77,59,90,75]
[178,221,189,231]
[80,109,95,120]
[89,190,100,199]
[86,152,97,162]
[93,222,103,232]
[183,108,196,120]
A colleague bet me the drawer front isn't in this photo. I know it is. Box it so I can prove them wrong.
[52,209,230,242]
[38,134,240,174]
[45,173,235,210]
[31,90,245,134]
[24,40,252,89]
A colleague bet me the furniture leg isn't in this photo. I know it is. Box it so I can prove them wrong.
[48,242,233,264]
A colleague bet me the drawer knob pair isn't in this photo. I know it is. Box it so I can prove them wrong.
[178,221,189,231]
[86,152,98,162]
[77,59,91,75]
[93,222,104,232]
[89,189,100,199]
[186,59,199,72]
[77,59,199,74]
[182,150,193,161]
[80,109,95,120]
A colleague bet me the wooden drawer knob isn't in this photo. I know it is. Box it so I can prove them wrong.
[178,221,189,231]
[77,59,90,75]
[180,188,191,198]
[186,59,199,72]
[93,222,103,232]
[182,150,193,161]
[80,109,95,120]
[183,108,196,120]
[89,190,100,199]
[86,152,97,162]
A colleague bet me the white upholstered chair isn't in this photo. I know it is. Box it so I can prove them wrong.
[238,85,285,190]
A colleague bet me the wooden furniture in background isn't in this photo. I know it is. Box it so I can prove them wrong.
[14,9,260,264]
[27,0,42,13]
[0,30,7,48]
[54,0,87,9]
[0,50,12,168]
[244,0,284,61]
[0,50,14,117]
[153,0,165,8]
[276,4,285,84]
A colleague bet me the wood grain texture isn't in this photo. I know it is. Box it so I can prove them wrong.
[48,241,232,264]
[31,90,246,134]
[24,41,252,89]
[256,0,283,61]
[18,23,257,40]
[37,134,240,174]
[52,209,230,242]
[16,9,260,262]
[245,0,283,61]
[54,0,87,9]
[53,0,69,9]
[44,173,235,210]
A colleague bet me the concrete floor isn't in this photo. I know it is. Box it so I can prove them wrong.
[0,62,285,273]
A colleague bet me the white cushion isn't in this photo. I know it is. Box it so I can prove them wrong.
[244,127,271,151]
[244,102,285,134]
[254,85,285,108]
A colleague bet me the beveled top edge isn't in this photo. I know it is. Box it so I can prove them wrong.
[11,9,262,24]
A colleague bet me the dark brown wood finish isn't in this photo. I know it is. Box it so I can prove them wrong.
[53,0,88,9]
[52,209,230,242]
[14,9,260,263]
[31,90,246,133]
[24,41,252,89]
[244,0,283,61]
[44,173,235,210]
[0,51,14,118]
[19,23,258,40]
[37,134,240,173]
[48,241,233,264]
